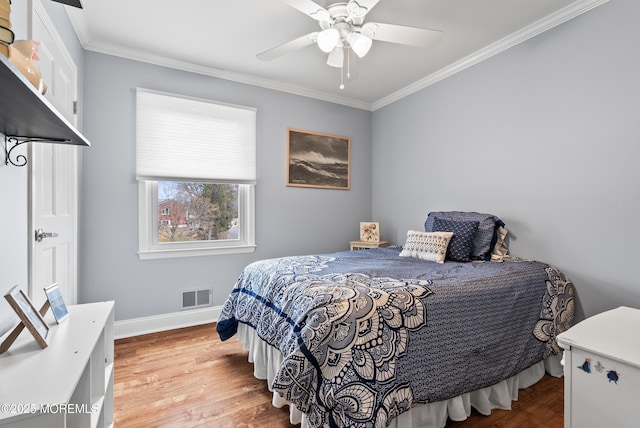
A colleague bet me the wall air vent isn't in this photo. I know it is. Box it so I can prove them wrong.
[180,288,212,310]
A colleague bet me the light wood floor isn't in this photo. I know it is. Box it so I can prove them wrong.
[114,323,564,427]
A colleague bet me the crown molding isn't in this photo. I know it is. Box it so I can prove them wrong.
[64,8,372,111]
[66,0,608,113]
[86,40,374,110]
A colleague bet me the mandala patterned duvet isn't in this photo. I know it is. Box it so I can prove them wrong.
[217,247,574,428]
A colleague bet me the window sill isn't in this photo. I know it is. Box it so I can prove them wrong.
[138,244,256,260]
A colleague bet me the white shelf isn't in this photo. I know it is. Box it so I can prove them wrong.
[0,301,115,428]
[0,54,89,146]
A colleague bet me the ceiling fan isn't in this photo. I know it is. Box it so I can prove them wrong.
[257,0,442,89]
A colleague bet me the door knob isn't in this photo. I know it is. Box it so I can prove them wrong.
[35,228,59,242]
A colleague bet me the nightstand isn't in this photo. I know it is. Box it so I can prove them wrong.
[557,306,640,428]
[349,240,389,250]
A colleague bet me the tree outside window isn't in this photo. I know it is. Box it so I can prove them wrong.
[157,182,239,243]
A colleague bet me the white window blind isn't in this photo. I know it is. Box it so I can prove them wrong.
[136,88,256,183]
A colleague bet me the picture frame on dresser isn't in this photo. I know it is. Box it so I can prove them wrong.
[44,283,69,324]
[3,285,50,349]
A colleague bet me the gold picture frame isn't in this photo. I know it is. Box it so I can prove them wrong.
[3,286,50,349]
[286,128,350,190]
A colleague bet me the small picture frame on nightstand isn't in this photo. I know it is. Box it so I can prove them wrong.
[360,222,380,242]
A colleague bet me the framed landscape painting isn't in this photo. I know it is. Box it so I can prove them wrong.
[286,128,350,190]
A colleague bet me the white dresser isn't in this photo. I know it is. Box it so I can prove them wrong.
[557,306,640,428]
[0,301,115,428]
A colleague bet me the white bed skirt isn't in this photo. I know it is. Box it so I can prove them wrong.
[236,323,564,428]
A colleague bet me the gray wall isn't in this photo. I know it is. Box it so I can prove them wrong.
[372,0,640,321]
[79,53,372,321]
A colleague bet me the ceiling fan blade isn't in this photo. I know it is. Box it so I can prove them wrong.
[257,33,318,61]
[283,0,331,21]
[367,22,442,48]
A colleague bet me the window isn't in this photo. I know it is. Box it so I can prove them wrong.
[136,89,256,259]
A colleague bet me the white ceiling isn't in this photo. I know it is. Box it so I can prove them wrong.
[65,0,605,110]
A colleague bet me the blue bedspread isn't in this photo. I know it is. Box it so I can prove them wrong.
[217,247,574,427]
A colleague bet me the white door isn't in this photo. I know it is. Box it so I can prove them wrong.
[28,0,79,306]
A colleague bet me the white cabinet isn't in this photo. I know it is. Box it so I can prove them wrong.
[0,301,115,428]
[557,306,640,428]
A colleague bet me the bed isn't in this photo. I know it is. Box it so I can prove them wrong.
[216,212,575,428]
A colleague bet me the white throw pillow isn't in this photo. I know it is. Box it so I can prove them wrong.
[399,230,453,264]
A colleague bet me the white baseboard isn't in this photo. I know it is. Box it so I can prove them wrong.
[114,305,223,339]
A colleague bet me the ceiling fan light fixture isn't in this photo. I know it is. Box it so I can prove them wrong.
[327,47,344,68]
[317,28,340,53]
[348,32,372,58]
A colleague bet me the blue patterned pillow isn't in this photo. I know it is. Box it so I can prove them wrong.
[425,211,505,260]
[432,218,479,262]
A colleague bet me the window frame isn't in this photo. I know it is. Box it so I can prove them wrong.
[138,181,255,260]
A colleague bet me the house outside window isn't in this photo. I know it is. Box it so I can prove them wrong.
[136,88,256,259]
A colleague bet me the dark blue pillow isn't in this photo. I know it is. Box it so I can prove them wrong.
[425,211,505,260]
[432,218,479,262]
